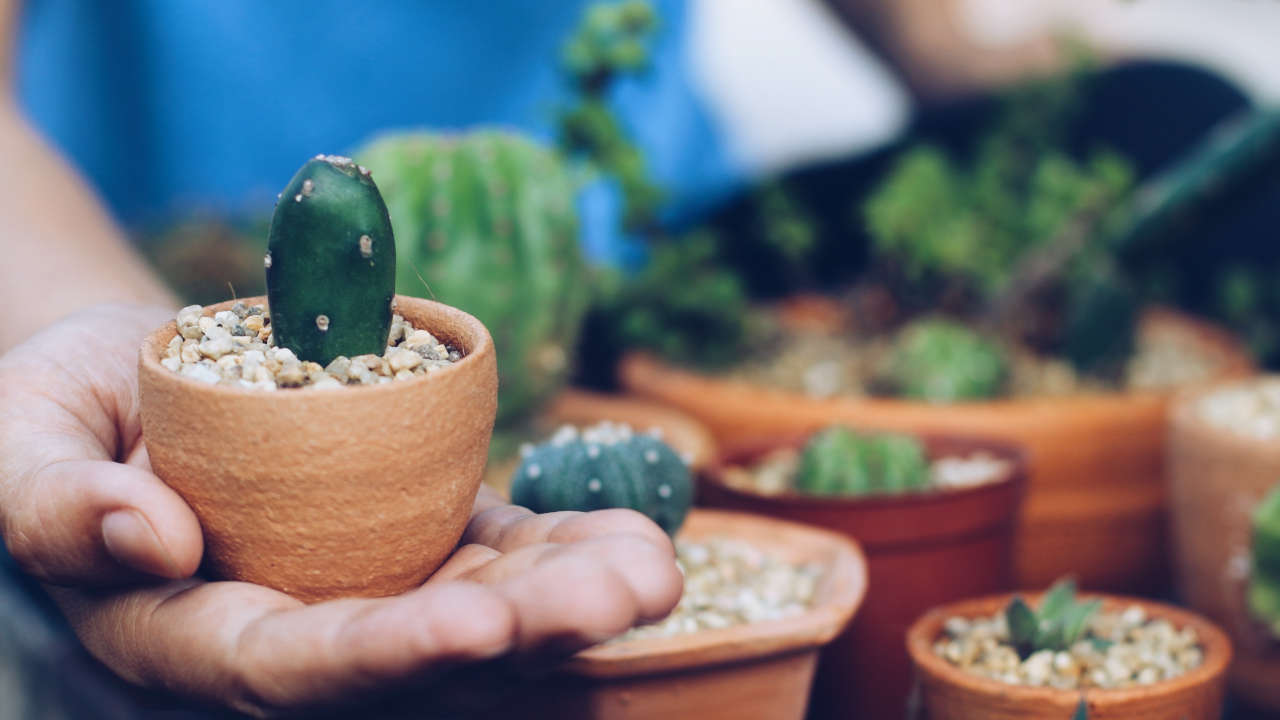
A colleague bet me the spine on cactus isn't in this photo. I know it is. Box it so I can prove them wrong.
[510,422,693,535]
[1248,485,1280,639]
[354,130,587,425]
[266,155,396,366]
[794,426,929,496]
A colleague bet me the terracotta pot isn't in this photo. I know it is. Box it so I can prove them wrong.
[619,305,1253,593]
[699,435,1025,719]
[1168,377,1280,711]
[483,389,718,494]
[138,295,498,603]
[907,593,1232,719]
[490,508,867,720]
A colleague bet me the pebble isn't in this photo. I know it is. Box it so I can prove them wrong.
[162,304,462,390]
[1197,376,1280,439]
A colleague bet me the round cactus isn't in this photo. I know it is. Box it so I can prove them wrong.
[354,130,588,424]
[266,155,396,366]
[878,318,1009,403]
[510,422,693,535]
[1249,486,1280,639]
[794,426,930,496]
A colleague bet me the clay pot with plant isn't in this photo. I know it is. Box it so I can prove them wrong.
[488,422,867,720]
[699,425,1024,718]
[139,155,498,602]
[906,580,1231,719]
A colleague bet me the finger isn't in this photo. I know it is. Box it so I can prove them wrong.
[3,458,202,584]
[464,506,673,556]
[427,543,502,583]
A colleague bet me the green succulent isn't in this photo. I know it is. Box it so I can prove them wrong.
[877,319,1009,402]
[1248,484,1280,639]
[1005,578,1102,660]
[794,426,930,496]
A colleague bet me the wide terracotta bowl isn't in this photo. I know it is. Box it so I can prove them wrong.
[489,509,867,720]
[1168,377,1280,711]
[907,593,1232,719]
[700,435,1025,719]
[620,306,1253,593]
[138,295,498,603]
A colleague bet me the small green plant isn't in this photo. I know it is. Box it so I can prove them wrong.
[794,426,930,496]
[510,422,693,535]
[265,155,396,365]
[1247,485,1280,639]
[354,130,589,425]
[876,319,1009,402]
[1072,698,1089,720]
[1005,578,1102,660]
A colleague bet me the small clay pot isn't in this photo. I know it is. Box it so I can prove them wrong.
[906,593,1232,720]
[138,295,497,603]
[1168,377,1280,711]
[620,304,1253,593]
[489,509,867,720]
[699,435,1025,719]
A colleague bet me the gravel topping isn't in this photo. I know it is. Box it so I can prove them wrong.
[1196,376,1280,439]
[161,302,461,390]
[615,538,822,641]
[935,604,1204,690]
[721,446,1010,496]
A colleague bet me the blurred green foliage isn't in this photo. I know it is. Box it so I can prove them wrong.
[874,318,1009,402]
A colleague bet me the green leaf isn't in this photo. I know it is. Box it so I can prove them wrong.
[1089,637,1114,653]
[1072,697,1089,720]
[1040,578,1078,621]
[1061,598,1102,646]
[1006,597,1038,647]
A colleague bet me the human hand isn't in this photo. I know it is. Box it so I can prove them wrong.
[0,305,683,717]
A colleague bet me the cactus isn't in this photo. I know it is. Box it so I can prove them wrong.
[510,422,693,535]
[1248,485,1280,639]
[794,426,930,496]
[265,155,396,366]
[877,319,1009,402]
[354,130,588,424]
[1005,578,1101,660]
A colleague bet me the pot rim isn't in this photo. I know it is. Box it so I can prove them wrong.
[704,433,1026,511]
[562,508,868,679]
[905,592,1233,708]
[1169,374,1280,461]
[139,295,492,400]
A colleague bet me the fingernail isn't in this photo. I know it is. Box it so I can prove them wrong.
[102,509,182,578]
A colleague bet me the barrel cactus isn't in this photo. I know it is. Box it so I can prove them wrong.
[510,422,693,535]
[877,318,1009,402]
[354,130,588,425]
[794,426,930,496]
[266,155,396,365]
[1248,485,1280,639]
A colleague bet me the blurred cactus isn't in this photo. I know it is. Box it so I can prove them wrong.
[1248,485,1280,639]
[1005,578,1101,660]
[876,319,1009,402]
[511,422,693,535]
[794,426,929,496]
[266,155,395,365]
[354,130,588,424]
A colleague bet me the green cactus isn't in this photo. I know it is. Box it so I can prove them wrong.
[877,319,1009,402]
[354,130,588,425]
[510,422,693,535]
[1248,485,1280,639]
[265,155,396,366]
[794,426,930,496]
[1005,578,1102,660]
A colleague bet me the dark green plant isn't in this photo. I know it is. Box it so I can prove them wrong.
[794,426,929,496]
[510,421,693,535]
[354,130,589,425]
[1248,484,1280,639]
[876,319,1009,402]
[1072,698,1089,720]
[266,155,396,365]
[1005,578,1102,660]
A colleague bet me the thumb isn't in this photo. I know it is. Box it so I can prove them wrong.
[3,458,203,585]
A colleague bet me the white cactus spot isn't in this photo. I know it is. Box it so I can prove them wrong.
[315,314,330,332]
[519,443,535,458]
[359,234,373,258]
[263,253,272,269]
[587,478,602,492]
[647,428,664,440]
[527,463,542,479]
[300,178,315,197]
[358,165,371,177]
[680,452,694,466]
[294,193,303,202]
[644,449,660,465]
[657,484,672,499]
[587,444,601,459]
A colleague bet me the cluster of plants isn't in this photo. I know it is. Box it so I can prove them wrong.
[795,426,930,495]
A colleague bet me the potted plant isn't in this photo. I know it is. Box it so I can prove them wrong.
[138,155,498,602]
[1168,376,1280,711]
[906,580,1232,719]
[698,426,1025,718]
[490,422,867,720]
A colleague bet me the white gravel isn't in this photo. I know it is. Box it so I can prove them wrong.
[1196,376,1280,439]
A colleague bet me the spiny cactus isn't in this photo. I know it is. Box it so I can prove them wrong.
[265,155,396,366]
[794,426,930,496]
[1248,485,1280,639]
[1005,578,1101,660]
[877,319,1009,402]
[510,422,693,535]
[354,130,588,425]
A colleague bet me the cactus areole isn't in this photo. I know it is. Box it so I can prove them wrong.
[266,155,396,366]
